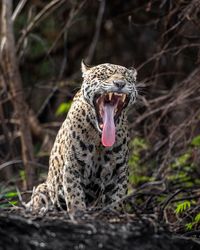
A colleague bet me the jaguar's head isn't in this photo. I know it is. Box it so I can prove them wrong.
[81,61,137,147]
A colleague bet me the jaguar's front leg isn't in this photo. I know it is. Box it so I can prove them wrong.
[110,178,128,211]
[63,161,86,217]
[108,162,129,211]
[26,182,51,214]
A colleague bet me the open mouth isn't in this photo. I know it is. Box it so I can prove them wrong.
[94,92,129,147]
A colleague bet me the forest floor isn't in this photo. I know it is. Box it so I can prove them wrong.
[0,207,200,250]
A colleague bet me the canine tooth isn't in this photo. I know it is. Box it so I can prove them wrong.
[122,94,126,102]
[108,93,113,101]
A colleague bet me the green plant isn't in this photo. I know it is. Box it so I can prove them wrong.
[0,191,18,208]
[19,170,26,182]
[185,222,193,230]
[4,191,18,199]
[185,212,200,231]
[191,135,200,147]
[171,152,191,169]
[128,137,151,186]
[167,149,199,188]
[175,200,192,214]
[56,101,72,116]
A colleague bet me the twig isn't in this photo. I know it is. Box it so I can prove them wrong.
[16,0,67,52]
[0,159,47,172]
[86,0,106,63]
[12,0,28,21]
[137,43,200,71]
[58,1,86,78]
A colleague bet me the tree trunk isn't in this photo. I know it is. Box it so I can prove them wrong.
[1,1,35,189]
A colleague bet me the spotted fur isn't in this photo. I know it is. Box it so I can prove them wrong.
[28,62,137,216]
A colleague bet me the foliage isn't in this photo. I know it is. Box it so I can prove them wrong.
[175,200,192,214]
[185,212,200,231]
[171,153,191,169]
[191,135,200,147]
[0,190,18,208]
[167,149,199,188]
[19,170,26,182]
[56,101,72,116]
[128,137,152,186]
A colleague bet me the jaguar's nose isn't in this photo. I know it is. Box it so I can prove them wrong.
[113,80,126,89]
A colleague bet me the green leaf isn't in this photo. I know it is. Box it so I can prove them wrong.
[129,174,154,185]
[185,222,193,231]
[9,201,18,206]
[194,213,200,223]
[56,101,72,116]
[20,170,26,181]
[130,137,148,149]
[185,212,200,231]
[175,200,191,214]
[5,192,18,198]
[171,152,191,169]
[191,135,200,147]
[177,153,191,166]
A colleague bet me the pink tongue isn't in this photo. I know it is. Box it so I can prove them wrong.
[101,104,116,147]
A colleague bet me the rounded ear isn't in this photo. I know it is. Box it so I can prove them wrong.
[129,66,137,80]
[81,60,91,74]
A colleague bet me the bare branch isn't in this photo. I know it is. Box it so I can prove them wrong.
[12,0,28,21]
[1,0,35,189]
[16,0,67,52]
[86,0,105,63]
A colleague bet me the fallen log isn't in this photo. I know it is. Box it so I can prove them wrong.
[0,209,199,250]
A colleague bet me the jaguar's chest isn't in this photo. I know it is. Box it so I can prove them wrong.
[79,146,119,205]
[80,145,117,186]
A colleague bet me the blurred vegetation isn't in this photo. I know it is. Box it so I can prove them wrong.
[0,0,200,235]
